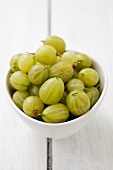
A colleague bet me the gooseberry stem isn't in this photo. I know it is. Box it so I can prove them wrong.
[72,92,78,96]
[77,59,82,63]
[56,52,61,56]
[26,52,35,55]
[37,113,42,116]
[33,110,38,116]
[72,64,76,68]
[41,40,45,43]
[84,87,90,91]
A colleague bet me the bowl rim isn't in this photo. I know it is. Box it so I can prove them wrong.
[4,56,108,127]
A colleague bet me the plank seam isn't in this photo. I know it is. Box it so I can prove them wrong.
[47,0,52,170]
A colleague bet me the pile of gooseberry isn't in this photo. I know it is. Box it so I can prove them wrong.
[9,35,100,123]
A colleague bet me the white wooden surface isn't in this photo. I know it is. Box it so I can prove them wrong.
[0,1,47,170]
[52,0,113,170]
[0,0,113,170]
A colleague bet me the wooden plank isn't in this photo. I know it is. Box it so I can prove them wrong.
[52,0,113,169]
[0,0,48,170]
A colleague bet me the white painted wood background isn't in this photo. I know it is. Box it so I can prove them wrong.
[0,1,47,170]
[0,0,112,169]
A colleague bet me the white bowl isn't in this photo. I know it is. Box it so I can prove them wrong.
[4,57,107,139]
